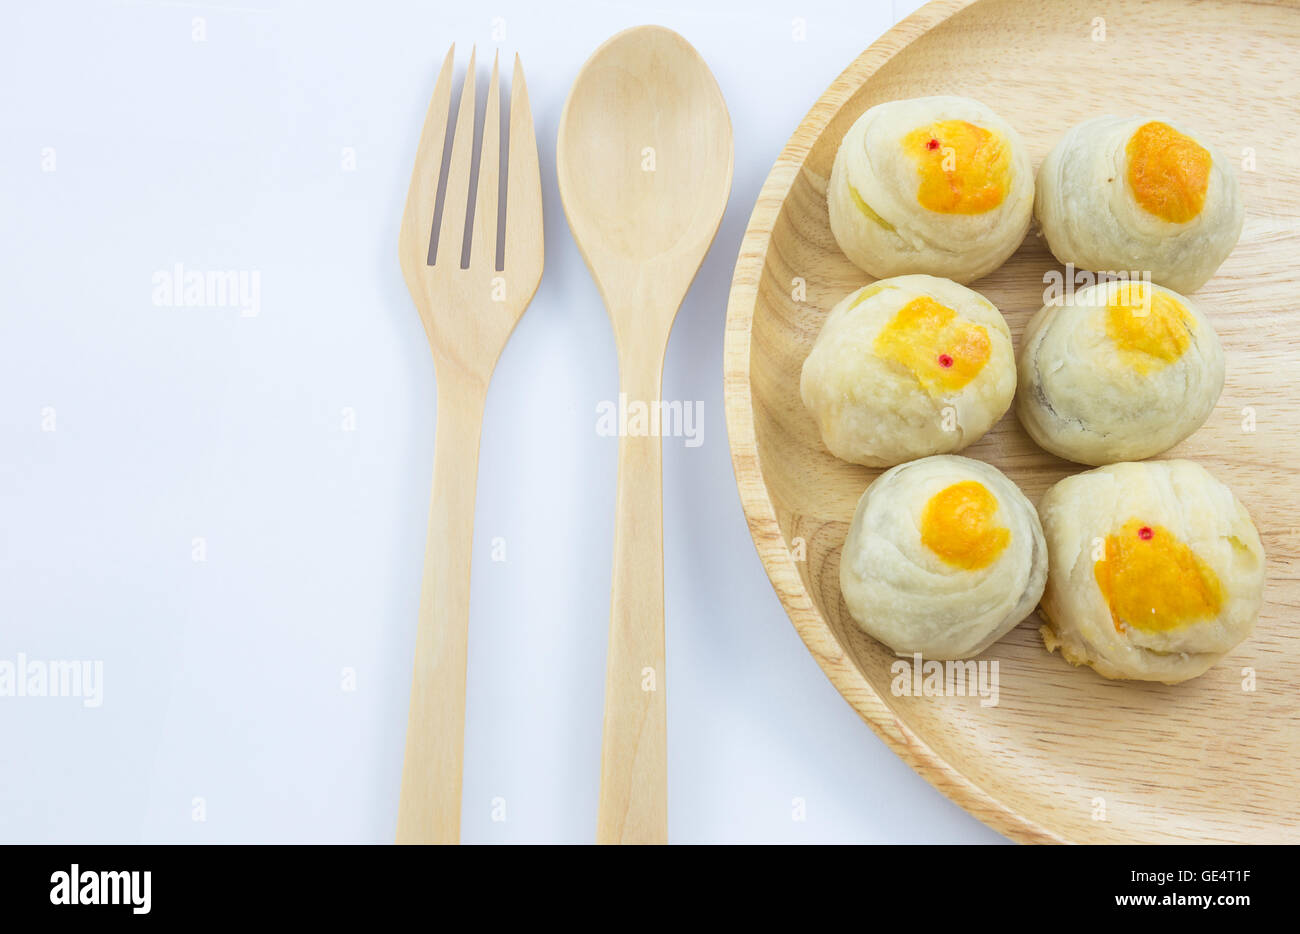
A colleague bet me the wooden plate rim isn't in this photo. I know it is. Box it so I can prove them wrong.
[721,0,1067,844]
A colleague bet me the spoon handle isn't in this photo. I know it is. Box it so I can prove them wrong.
[597,355,669,844]
[397,373,487,844]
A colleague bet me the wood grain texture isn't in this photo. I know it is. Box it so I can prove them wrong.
[723,0,1300,843]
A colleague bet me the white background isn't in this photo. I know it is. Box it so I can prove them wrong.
[0,0,1005,842]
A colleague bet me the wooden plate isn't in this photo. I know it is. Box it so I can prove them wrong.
[723,0,1300,843]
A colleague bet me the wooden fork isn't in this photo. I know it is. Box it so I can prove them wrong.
[396,45,543,845]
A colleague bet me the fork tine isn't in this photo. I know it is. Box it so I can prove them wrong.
[400,44,455,271]
[434,46,477,266]
[505,54,543,282]
[469,52,501,273]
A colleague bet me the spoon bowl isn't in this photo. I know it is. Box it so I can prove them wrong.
[559,26,733,319]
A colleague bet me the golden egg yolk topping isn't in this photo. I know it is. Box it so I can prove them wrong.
[1093,520,1223,634]
[1125,121,1212,224]
[873,296,992,394]
[903,120,1011,215]
[920,481,1010,570]
[1103,282,1194,373]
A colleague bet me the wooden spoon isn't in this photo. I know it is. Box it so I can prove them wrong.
[557,25,733,844]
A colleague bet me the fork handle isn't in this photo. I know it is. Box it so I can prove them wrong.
[597,351,669,844]
[397,372,487,844]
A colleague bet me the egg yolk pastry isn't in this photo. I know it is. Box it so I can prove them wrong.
[827,96,1034,284]
[800,275,1016,467]
[840,455,1047,659]
[1016,279,1224,465]
[1037,460,1264,683]
[1035,116,1243,293]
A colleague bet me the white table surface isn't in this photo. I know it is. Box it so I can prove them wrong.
[0,0,1006,843]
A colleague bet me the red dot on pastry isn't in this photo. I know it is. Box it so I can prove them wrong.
[1138,526,1153,540]
[937,353,954,368]
[926,137,940,150]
